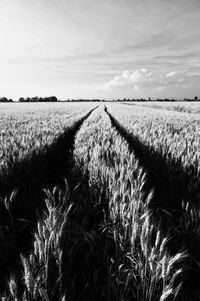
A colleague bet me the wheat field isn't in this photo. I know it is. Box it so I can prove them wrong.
[0,102,200,301]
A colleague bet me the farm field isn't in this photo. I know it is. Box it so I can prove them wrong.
[0,102,96,172]
[0,102,200,300]
[124,101,200,114]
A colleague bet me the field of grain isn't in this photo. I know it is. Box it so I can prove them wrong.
[125,101,200,114]
[0,102,200,300]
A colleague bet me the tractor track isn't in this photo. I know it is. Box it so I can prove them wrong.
[105,106,200,257]
[0,105,98,290]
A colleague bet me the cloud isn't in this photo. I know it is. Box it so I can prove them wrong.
[166,71,178,77]
[122,70,129,79]
[101,67,200,93]
[102,68,151,90]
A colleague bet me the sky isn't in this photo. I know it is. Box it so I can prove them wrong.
[0,0,200,100]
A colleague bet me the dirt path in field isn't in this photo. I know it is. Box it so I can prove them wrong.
[1,104,113,300]
[105,106,200,250]
[0,106,98,290]
[105,106,200,299]
[59,106,114,301]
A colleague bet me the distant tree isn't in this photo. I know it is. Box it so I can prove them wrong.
[0,97,13,102]
[50,96,57,102]
[18,96,58,102]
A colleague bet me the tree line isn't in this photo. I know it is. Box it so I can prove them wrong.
[0,96,199,102]
[0,96,58,102]
[0,97,13,102]
[19,96,58,102]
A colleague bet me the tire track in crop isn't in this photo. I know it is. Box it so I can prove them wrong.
[0,106,98,291]
[105,106,200,299]
[59,107,117,301]
[105,106,200,247]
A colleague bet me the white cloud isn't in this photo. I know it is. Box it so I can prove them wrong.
[102,68,151,90]
[102,68,200,92]
[166,71,178,77]
[130,70,142,82]
[122,70,130,79]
